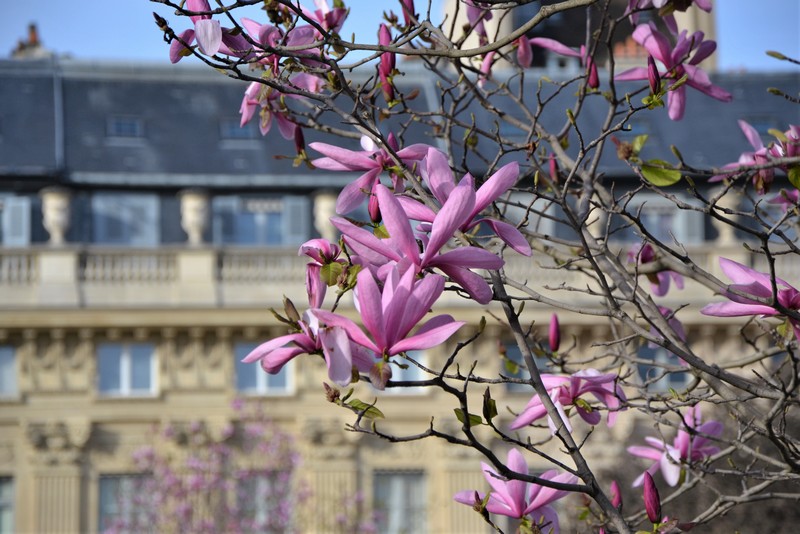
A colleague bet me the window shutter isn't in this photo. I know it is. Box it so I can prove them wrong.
[281,195,310,246]
[2,196,31,247]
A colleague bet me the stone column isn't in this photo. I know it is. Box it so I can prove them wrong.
[179,189,209,247]
[313,190,338,243]
[40,186,71,246]
[25,419,91,533]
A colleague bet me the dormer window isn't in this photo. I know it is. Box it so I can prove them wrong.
[107,116,144,138]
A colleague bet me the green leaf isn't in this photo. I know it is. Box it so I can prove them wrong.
[504,359,519,375]
[768,128,788,143]
[482,388,498,422]
[347,399,385,419]
[373,223,390,239]
[788,166,800,190]
[454,408,483,428]
[641,159,682,186]
[632,134,649,156]
[320,261,344,286]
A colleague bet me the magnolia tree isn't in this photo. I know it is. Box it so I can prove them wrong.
[102,401,307,534]
[151,1,799,532]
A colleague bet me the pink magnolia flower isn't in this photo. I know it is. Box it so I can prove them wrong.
[300,0,348,34]
[396,148,532,256]
[241,311,372,386]
[700,257,800,340]
[465,1,493,46]
[239,73,322,139]
[454,448,577,533]
[628,405,722,486]
[626,0,712,35]
[378,24,395,103]
[711,120,775,194]
[310,135,429,214]
[313,267,465,360]
[186,0,221,56]
[331,180,505,303]
[516,37,599,89]
[616,22,731,120]
[768,188,800,212]
[509,369,626,434]
[629,243,684,297]
[300,238,343,308]
[399,0,416,27]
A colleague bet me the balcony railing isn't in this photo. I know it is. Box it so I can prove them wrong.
[0,243,795,309]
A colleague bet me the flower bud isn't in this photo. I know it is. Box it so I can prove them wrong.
[368,185,382,224]
[400,0,416,27]
[548,313,561,352]
[293,124,305,155]
[323,382,340,403]
[548,154,559,183]
[587,57,599,89]
[643,472,662,524]
[647,55,661,95]
[610,479,622,511]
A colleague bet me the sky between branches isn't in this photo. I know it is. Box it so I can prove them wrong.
[0,0,798,71]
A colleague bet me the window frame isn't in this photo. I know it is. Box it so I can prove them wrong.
[0,345,18,399]
[637,345,691,393]
[234,342,294,396]
[0,477,14,534]
[372,470,427,534]
[106,116,145,139]
[96,342,157,398]
[97,474,150,533]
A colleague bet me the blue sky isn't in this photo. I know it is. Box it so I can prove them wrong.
[1,1,798,71]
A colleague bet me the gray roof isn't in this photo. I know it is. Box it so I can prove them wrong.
[0,58,797,190]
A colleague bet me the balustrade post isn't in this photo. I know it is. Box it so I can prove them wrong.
[37,248,79,306]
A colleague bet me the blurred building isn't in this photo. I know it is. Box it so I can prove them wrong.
[0,33,797,534]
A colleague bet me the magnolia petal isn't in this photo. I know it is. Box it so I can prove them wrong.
[700,301,779,317]
[390,317,464,355]
[355,269,387,351]
[473,161,519,216]
[423,147,456,204]
[241,333,309,363]
[312,309,378,354]
[169,29,195,63]
[194,19,222,56]
[615,66,649,81]
[438,264,493,304]
[422,178,476,264]
[528,37,581,58]
[309,142,377,170]
[259,346,305,373]
[319,326,355,386]
[429,247,505,270]
[483,219,532,256]
[396,196,436,223]
[376,184,421,264]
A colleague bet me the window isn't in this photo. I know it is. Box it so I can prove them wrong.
[380,350,427,395]
[637,346,690,392]
[220,118,258,140]
[0,346,17,398]
[97,343,156,397]
[237,472,280,531]
[98,475,149,533]
[503,343,550,393]
[0,196,31,247]
[235,342,293,395]
[0,478,13,534]
[373,471,426,534]
[212,195,310,247]
[92,193,159,246]
[613,193,704,245]
[107,116,144,138]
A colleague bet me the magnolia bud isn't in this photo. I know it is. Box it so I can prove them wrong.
[548,155,559,183]
[293,124,305,155]
[587,58,599,89]
[368,190,382,224]
[610,480,622,511]
[323,382,340,403]
[647,55,661,95]
[548,313,561,352]
[643,472,662,524]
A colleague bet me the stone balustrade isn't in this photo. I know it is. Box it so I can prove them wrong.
[0,243,795,310]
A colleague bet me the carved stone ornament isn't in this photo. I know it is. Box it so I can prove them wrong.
[25,418,91,465]
[179,188,209,246]
[40,186,72,246]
